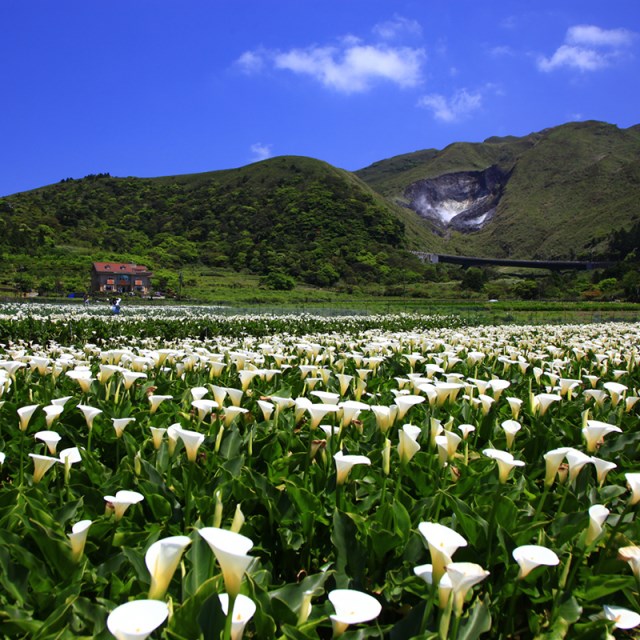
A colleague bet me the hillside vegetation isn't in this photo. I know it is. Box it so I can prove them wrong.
[356,121,640,260]
[0,157,435,294]
[1,120,639,299]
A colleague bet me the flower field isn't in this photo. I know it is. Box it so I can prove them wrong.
[0,303,639,639]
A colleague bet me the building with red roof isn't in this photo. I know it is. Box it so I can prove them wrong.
[91,262,153,295]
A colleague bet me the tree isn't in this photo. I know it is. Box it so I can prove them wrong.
[261,270,296,291]
[306,263,340,287]
[14,273,35,295]
[512,279,539,300]
[461,267,485,292]
[623,270,640,301]
[597,277,618,298]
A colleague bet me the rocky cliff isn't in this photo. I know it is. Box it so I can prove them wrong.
[357,121,640,259]
[402,165,509,233]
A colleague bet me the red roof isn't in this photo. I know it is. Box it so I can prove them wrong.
[92,262,152,275]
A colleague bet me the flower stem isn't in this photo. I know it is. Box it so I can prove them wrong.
[507,581,520,637]
[438,592,453,640]
[18,430,25,487]
[184,462,195,526]
[533,485,550,522]
[485,484,503,565]
[222,592,236,640]
[598,500,633,570]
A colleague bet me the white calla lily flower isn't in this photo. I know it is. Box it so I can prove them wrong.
[219,593,256,640]
[107,599,169,640]
[334,450,371,484]
[104,490,144,521]
[328,588,381,637]
[418,522,467,584]
[198,527,254,597]
[146,535,191,599]
[512,545,559,579]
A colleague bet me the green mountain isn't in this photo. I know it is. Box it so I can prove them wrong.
[0,156,432,292]
[356,120,640,260]
[1,120,639,296]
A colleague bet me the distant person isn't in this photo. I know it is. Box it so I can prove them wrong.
[110,297,121,315]
[83,293,90,305]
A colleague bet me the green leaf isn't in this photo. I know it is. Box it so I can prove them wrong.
[220,425,242,460]
[183,528,215,599]
[139,457,166,487]
[332,509,363,588]
[495,495,518,533]
[197,592,226,640]
[534,616,570,640]
[122,546,150,584]
[0,606,43,636]
[550,511,587,546]
[168,577,221,639]
[53,498,84,526]
[32,595,77,640]
[556,594,582,624]
[456,598,492,640]
[0,546,31,605]
[446,494,488,548]
[284,481,326,532]
[389,601,427,639]
[270,570,333,620]
[243,573,279,638]
[576,574,634,601]
[392,499,412,540]
[280,622,326,640]
[27,518,75,580]
[143,490,173,520]
[368,524,399,563]
[71,596,109,637]
[222,454,245,478]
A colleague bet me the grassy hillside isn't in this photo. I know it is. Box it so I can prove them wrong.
[2,120,639,300]
[0,156,436,294]
[475,121,640,259]
[355,134,540,199]
[357,121,640,260]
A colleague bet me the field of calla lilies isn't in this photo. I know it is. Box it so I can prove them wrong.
[0,303,639,639]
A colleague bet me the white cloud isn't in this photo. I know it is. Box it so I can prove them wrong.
[372,15,422,40]
[250,143,272,162]
[538,45,608,72]
[418,88,483,123]
[538,24,635,72]
[236,50,265,75]
[567,24,634,48]
[490,45,514,57]
[274,44,424,93]
[235,20,426,95]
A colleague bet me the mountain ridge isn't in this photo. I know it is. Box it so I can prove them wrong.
[355,120,640,260]
[1,120,639,294]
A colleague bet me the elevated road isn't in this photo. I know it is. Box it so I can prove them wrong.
[412,252,615,271]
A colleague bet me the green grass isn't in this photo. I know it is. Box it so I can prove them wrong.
[357,121,640,260]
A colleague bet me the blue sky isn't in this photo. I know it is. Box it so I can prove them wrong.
[1,0,638,196]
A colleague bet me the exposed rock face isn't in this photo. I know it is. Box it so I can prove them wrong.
[403,165,509,232]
